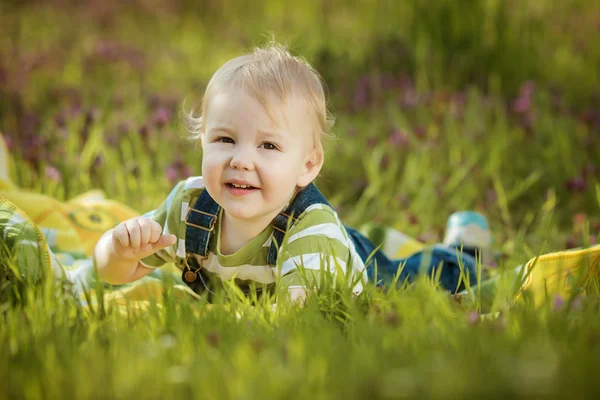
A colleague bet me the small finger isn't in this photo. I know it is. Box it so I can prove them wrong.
[149,220,163,243]
[126,219,142,248]
[138,218,153,245]
[113,223,130,247]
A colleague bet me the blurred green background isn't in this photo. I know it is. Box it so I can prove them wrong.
[1,0,599,255]
[2,2,600,399]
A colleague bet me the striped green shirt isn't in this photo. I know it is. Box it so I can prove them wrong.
[140,177,367,293]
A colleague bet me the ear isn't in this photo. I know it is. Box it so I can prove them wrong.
[297,147,324,188]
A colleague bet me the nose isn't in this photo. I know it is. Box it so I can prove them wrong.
[230,148,255,171]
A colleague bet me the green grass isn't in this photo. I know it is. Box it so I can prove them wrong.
[2,0,600,398]
[3,254,600,399]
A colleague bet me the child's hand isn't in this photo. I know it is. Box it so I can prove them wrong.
[111,217,177,262]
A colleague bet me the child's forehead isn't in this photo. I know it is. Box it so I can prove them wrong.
[208,86,311,129]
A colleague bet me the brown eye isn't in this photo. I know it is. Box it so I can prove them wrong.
[261,142,277,150]
[217,137,234,144]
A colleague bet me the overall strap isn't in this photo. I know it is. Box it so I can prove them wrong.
[183,189,220,283]
[182,189,221,288]
[267,183,331,265]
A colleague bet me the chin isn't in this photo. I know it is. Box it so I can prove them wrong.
[222,205,260,221]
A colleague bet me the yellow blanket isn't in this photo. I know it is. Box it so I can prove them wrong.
[0,133,199,310]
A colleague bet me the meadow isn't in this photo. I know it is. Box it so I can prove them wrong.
[1,0,600,398]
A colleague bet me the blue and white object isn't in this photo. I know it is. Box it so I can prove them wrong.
[443,211,493,264]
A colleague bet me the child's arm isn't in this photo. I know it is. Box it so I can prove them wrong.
[275,207,368,304]
[94,217,177,285]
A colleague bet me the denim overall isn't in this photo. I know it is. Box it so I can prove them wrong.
[182,183,477,297]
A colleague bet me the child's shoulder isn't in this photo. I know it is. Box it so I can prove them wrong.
[291,202,345,232]
[180,176,206,192]
[163,176,206,199]
[148,176,205,214]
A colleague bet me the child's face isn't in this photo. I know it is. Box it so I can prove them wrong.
[201,87,321,227]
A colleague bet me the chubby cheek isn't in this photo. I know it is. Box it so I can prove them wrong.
[260,161,302,197]
[201,156,223,195]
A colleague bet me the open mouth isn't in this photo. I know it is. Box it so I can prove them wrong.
[226,182,258,190]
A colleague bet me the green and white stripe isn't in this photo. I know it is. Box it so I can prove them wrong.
[140,176,367,292]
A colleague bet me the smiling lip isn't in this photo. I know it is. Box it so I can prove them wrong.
[224,179,259,196]
[225,179,257,188]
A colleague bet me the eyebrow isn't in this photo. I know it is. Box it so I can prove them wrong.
[259,130,285,142]
[207,126,235,135]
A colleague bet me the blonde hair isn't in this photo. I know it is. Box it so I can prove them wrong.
[184,43,334,153]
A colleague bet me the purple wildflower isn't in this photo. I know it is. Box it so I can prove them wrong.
[425,137,438,149]
[105,134,119,147]
[407,212,418,225]
[379,74,395,90]
[206,331,220,348]
[138,124,151,139]
[380,154,390,169]
[4,135,13,151]
[182,165,193,178]
[153,107,172,128]
[22,135,47,164]
[388,128,410,148]
[80,126,90,144]
[519,81,535,98]
[396,193,410,208]
[149,94,162,110]
[166,166,179,185]
[118,121,134,136]
[580,109,596,125]
[366,136,379,149]
[23,112,40,137]
[511,81,537,131]
[467,311,479,325]
[552,294,565,311]
[165,158,194,184]
[512,96,531,114]
[93,155,104,169]
[581,163,597,178]
[69,103,82,118]
[45,165,61,182]
[413,125,426,139]
[54,110,67,128]
[92,39,145,70]
[400,88,419,109]
[486,188,498,204]
[570,295,584,312]
[565,235,578,249]
[113,95,124,108]
[94,40,120,61]
[452,91,466,108]
[85,108,101,126]
[353,76,371,110]
[551,89,565,113]
[565,176,587,192]
[519,112,536,131]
